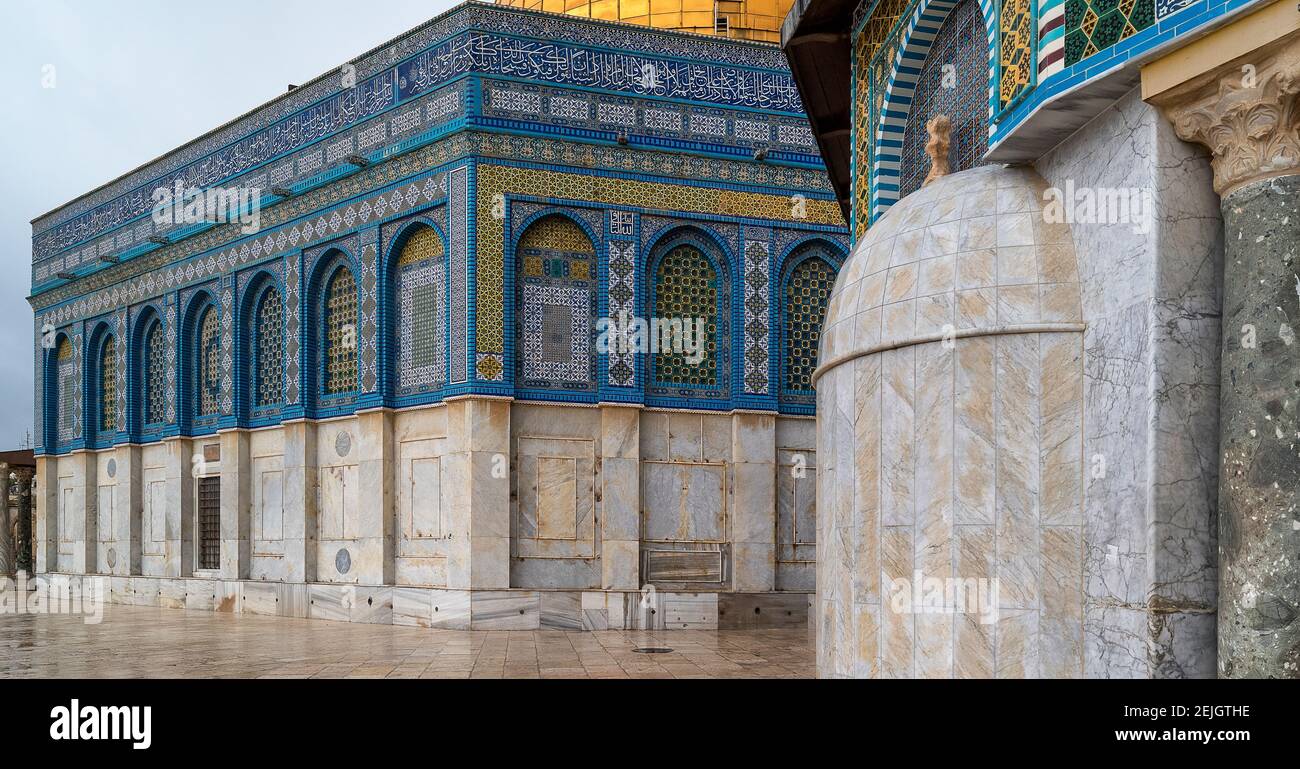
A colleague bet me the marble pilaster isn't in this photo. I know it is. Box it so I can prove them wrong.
[217,430,249,579]
[600,404,640,590]
[282,420,318,583]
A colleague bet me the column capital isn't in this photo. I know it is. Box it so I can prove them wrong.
[1149,32,1300,197]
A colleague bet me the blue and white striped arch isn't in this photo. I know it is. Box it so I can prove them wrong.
[869,0,998,223]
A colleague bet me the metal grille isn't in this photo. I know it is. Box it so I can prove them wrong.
[784,256,834,393]
[324,268,357,395]
[145,323,166,425]
[198,308,221,416]
[198,476,221,570]
[652,245,718,387]
[100,337,116,432]
[57,338,75,438]
[256,288,284,406]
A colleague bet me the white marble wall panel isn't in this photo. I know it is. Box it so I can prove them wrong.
[1035,87,1220,679]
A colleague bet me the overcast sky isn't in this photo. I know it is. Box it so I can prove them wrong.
[0,0,460,449]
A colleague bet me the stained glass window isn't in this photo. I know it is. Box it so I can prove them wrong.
[323,268,357,395]
[652,244,718,388]
[396,227,446,391]
[197,308,220,416]
[256,288,284,407]
[899,0,989,198]
[784,256,835,394]
[516,215,596,391]
[101,337,116,433]
[145,322,166,425]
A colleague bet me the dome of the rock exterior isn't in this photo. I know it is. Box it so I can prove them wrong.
[813,164,1086,679]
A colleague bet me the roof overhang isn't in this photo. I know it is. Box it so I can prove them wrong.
[781,0,856,221]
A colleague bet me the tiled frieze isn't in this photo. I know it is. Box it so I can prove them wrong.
[33,11,802,274]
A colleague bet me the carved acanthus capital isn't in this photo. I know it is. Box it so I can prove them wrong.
[1155,33,1300,196]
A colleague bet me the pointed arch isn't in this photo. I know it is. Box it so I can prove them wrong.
[181,290,221,430]
[644,225,732,404]
[869,0,996,220]
[86,321,118,444]
[306,249,360,408]
[777,240,843,408]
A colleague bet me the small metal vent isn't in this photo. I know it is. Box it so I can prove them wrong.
[633,647,674,654]
[198,476,221,570]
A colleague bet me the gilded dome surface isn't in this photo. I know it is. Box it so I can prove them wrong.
[493,0,792,43]
[817,165,1082,377]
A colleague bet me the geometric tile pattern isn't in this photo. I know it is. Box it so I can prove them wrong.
[899,0,990,198]
[165,302,178,424]
[516,215,596,392]
[450,166,470,384]
[606,240,637,388]
[359,238,379,394]
[285,257,301,405]
[220,280,234,415]
[1063,0,1154,67]
[998,0,1035,110]
[851,0,914,239]
[396,226,447,393]
[742,239,771,395]
[56,336,77,444]
[114,308,127,431]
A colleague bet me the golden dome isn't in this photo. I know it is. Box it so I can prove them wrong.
[494,0,792,43]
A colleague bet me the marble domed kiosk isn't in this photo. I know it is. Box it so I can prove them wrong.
[813,164,1086,678]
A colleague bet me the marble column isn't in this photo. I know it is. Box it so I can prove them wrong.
[1152,34,1300,677]
[14,467,34,576]
[0,462,11,576]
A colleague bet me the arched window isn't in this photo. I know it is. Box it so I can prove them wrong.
[897,0,988,198]
[650,243,719,390]
[782,253,836,398]
[144,321,167,425]
[55,337,76,442]
[100,336,117,433]
[322,267,357,396]
[515,214,597,392]
[196,307,221,417]
[255,287,284,407]
[394,226,445,393]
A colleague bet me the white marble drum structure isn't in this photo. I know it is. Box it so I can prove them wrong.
[27,4,848,631]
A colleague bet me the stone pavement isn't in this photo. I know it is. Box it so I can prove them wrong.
[0,604,814,678]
